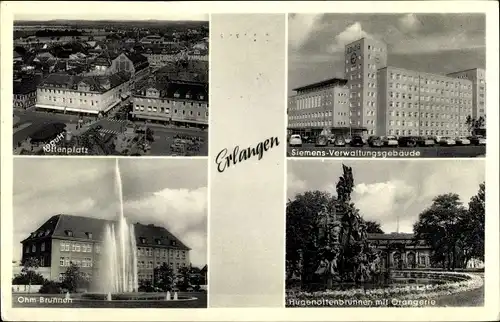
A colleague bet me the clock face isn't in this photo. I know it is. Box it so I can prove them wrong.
[350,53,357,65]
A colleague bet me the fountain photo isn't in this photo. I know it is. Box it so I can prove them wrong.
[286,160,485,307]
[12,158,208,308]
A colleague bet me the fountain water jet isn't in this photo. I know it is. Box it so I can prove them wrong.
[100,159,139,293]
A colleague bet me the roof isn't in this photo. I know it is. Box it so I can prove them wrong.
[293,78,348,92]
[39,71,130,93]
[155,60,208,84]
[13,74,44,95]
[367,233,415,240]
[21,214,190,250]
[29,122,66,142]
[135,77,208,102]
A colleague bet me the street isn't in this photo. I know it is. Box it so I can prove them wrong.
[287,144,486,158]
[12,109,208,156]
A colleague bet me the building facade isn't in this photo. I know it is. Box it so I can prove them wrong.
[287,78,350,136]
[368,233,432,269]
[20,214,191,284]
[377,67,473,137]
[13,74,43,109]
[447,68,486,120]
[36,72,131,115]
[131,75,208,128]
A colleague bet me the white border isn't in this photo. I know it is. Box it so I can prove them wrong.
[2,1,499,321]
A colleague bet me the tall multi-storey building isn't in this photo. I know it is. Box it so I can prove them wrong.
[20,214,191,284]
[377,67,473,137]
[344,38,388,136]
[287,78,350,137]
[36,72,131,116]
[447,68,486,119]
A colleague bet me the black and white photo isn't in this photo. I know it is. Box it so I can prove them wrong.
[287,13,486,158]
[12,158,208,308]
[286,160,485,307]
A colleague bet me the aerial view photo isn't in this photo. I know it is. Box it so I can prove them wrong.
[13,14,209,156]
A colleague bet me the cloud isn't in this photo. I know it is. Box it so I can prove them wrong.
[327,22,376,53]
[287,171,307,199]
[288,14,322,49]
[398,14,421,32]
[124,187,207,267]
[353,180,417,222]
[391,32,485,54]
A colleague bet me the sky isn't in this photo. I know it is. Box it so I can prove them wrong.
[14,13,209,21]
[288,160,485,234]
[288,13,486,95]
[13,158,208,268]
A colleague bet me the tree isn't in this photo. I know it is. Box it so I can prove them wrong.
[364,220,384,234]
[177,265,192,291]
[60,263,90,292]
[286,190,334,286]
[15,258,44,292]
[462,182,485,264]
[153,263,175,291]
[414,194,468,270]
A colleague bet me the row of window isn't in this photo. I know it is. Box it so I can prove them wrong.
[134,105,208,117]
[388,110,469,120]
[138,261,186,269]
[388,120,467,128]
[137,247,186,259]
[289,111,350,120]
[42,96,101,105]
[39,88,112,96]
[388,129,469,136]
[389,83,473,96]
[389,73,472,89]
[388,101,472,112]
[289,120,348,127]
[60,241,97,253]
[25,242,46,253]
[389,92,472,102]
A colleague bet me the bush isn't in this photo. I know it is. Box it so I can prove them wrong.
[138,280,155,292]
[12,272,46,285]
[39,281,63,294]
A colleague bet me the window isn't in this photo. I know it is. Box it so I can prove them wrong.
[60,257,65,266]
[65,230,73,237]
[32,245,36,252]
[86,232,92,239]
[41,242,45,252]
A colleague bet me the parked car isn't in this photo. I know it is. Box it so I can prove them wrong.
[382,135,399,147]
[289,134,302,147]
[350,135,364,147]
[468,136,486,146]
[455,137,471,146]
[398,136,418,147]
[416,136,435,147]
[315,135,329,147]
[438,137,456,146]
[332,135,346,147]
[368,136,383,147]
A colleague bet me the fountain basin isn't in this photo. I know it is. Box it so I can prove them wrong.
[80,292,197,301]
[286,271,484,307]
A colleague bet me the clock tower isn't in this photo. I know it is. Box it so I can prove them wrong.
[344,38,387,136]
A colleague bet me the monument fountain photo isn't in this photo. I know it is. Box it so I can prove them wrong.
[285,163,485,307]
